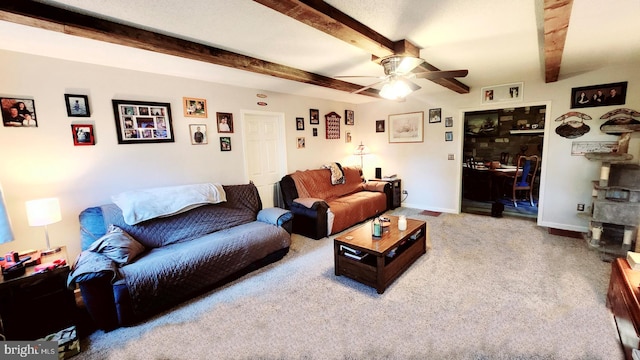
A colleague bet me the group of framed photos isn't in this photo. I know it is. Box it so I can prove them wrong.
[295,108,356,149]
[4,94,236,150]
[384,109,454,143]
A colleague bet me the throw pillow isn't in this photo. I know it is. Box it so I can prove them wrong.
[87,224,145,265]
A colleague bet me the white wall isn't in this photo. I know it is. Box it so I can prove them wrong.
[2,49,639,261]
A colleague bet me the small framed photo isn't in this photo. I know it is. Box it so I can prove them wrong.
[570,81,627,109]
[190,124,207,145]
[310,109,319,125]
[429,108,442,123]
[183,97,207,118]
[216,112,233,133]
[220,137,231,151]
[297,137,306,149]
[112,100,173,144]
[1,97,37,127]
[376,120,385,132]
[345,131,352,143]
[70,124,95,145]
[481,82,523,104]
[312,128,318,137]
[345,110,354,125]
[65,94,90,117]
[296,117,304,130]
[445,131,453,142]
[445,117,453,127]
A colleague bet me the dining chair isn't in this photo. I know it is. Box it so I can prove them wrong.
[508,155,540,207]
[466,156,476,169]
[500,152,510,165]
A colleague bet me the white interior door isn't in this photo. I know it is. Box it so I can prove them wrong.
[242,110,287,208]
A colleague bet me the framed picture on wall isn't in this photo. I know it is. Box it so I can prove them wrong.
[325,111,341,139]
[310,109,319,124]
[183,97,207,118]
[445,131,453,142]
[190,124,207,145]
[445,117,453,127]
[376,120,385,132]
[345,109,354,125]
[216,112,233,133]
[296,117,304,130]
[388,111,424,143]
[112,99,173,144]
[65,94,90,117]
[70,124,95,145]
[1,97,38,127]
[429,108,442,123]
[220,137,231,151]
[481,82,523,104]
[570,81,627,109]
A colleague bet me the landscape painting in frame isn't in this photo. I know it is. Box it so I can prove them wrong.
[388,111,424,143]
[112,100,174,144]
[1,97,37,127]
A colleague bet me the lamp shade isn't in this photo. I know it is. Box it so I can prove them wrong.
[353,142,370,156]
[0,183,14,244]
[26,198,61,227]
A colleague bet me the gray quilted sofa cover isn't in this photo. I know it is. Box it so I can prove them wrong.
[69,183,292,330]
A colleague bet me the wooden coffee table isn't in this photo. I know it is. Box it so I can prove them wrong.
[334,215,427,294]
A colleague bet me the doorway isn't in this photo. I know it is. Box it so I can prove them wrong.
[461,104,549,219]
[241,110,287,209]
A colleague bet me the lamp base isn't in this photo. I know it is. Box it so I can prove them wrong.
[40,247,62,256]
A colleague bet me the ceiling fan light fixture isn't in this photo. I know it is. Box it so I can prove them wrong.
[379,77,413,100]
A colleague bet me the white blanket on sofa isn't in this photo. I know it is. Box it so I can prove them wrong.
[112,183,226,225]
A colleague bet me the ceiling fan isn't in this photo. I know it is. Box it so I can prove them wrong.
[337,55,468,100]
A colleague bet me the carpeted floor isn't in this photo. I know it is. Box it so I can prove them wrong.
[74,209,623,359]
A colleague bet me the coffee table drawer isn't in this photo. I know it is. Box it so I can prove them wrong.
[337,256,377,286]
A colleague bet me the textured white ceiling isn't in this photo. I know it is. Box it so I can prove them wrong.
[2,0,639,104]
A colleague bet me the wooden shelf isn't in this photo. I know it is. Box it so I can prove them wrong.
[585,152,633,162]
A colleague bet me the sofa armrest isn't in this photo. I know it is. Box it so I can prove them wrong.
[258,208,293,233]
[289,199,329,240]
[364,180,388,192]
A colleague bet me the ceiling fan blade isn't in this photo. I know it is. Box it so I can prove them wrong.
[414,69,469,80]
[351,78,388,94]
[407,80,421,92]
[335,75,384,79]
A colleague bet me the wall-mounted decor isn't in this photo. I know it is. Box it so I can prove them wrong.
[296,117,304,130]
[310,109,319,125]
[183,97,207,118]
[65,94,90,117]
[216,112,233,133]
[313,128,318,137]
[445,117,453,127]
[297,137,306,149]
[570,81,627,109]
[554,111,591,139]
[112,100,173,144]
[71,124,95,146]
[481,82,523,104]
[571,141,619,156]
[388,111,424,143]
[220,137,231,151]
[429,108,442,123]
[445,131,453,142]
[376,120,385,132]
[345,110,354,125]
[190,124,207,145]
[1,97,37,127]
[345,131,352,143]
[465,112,499,137]
[325,111,341,139]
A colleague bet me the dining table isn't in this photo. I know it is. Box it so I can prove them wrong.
[462,163,520,201]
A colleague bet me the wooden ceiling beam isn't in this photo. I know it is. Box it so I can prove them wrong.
[0,0,381,98]
[255,0,470,94]
[543,0,573,82]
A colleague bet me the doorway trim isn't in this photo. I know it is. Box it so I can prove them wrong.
[457,100,552,225]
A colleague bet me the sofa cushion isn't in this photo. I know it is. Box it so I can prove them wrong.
[327,191,387,234]
[290,166,364,201]
[87,225,145,265]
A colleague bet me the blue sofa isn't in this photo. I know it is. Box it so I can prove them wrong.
[69,183,292,330]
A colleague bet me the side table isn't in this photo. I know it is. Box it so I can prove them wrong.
[0,246,77,340]
[371,178,401,209]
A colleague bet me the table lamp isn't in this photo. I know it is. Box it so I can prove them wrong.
[26,198,62,255]
[353,142,370,169]
[0,183,14,245]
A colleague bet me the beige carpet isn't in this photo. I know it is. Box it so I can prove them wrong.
[75,209,623,359]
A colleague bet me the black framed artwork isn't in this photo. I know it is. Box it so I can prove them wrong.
[570,81,627,109]
[65,94,90,117]
[1,97,37,127]
[310,109,319,124]
[345,110,354,125]
[296,117,304,130]
[220,137,231,151]
[112,99,174,144]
